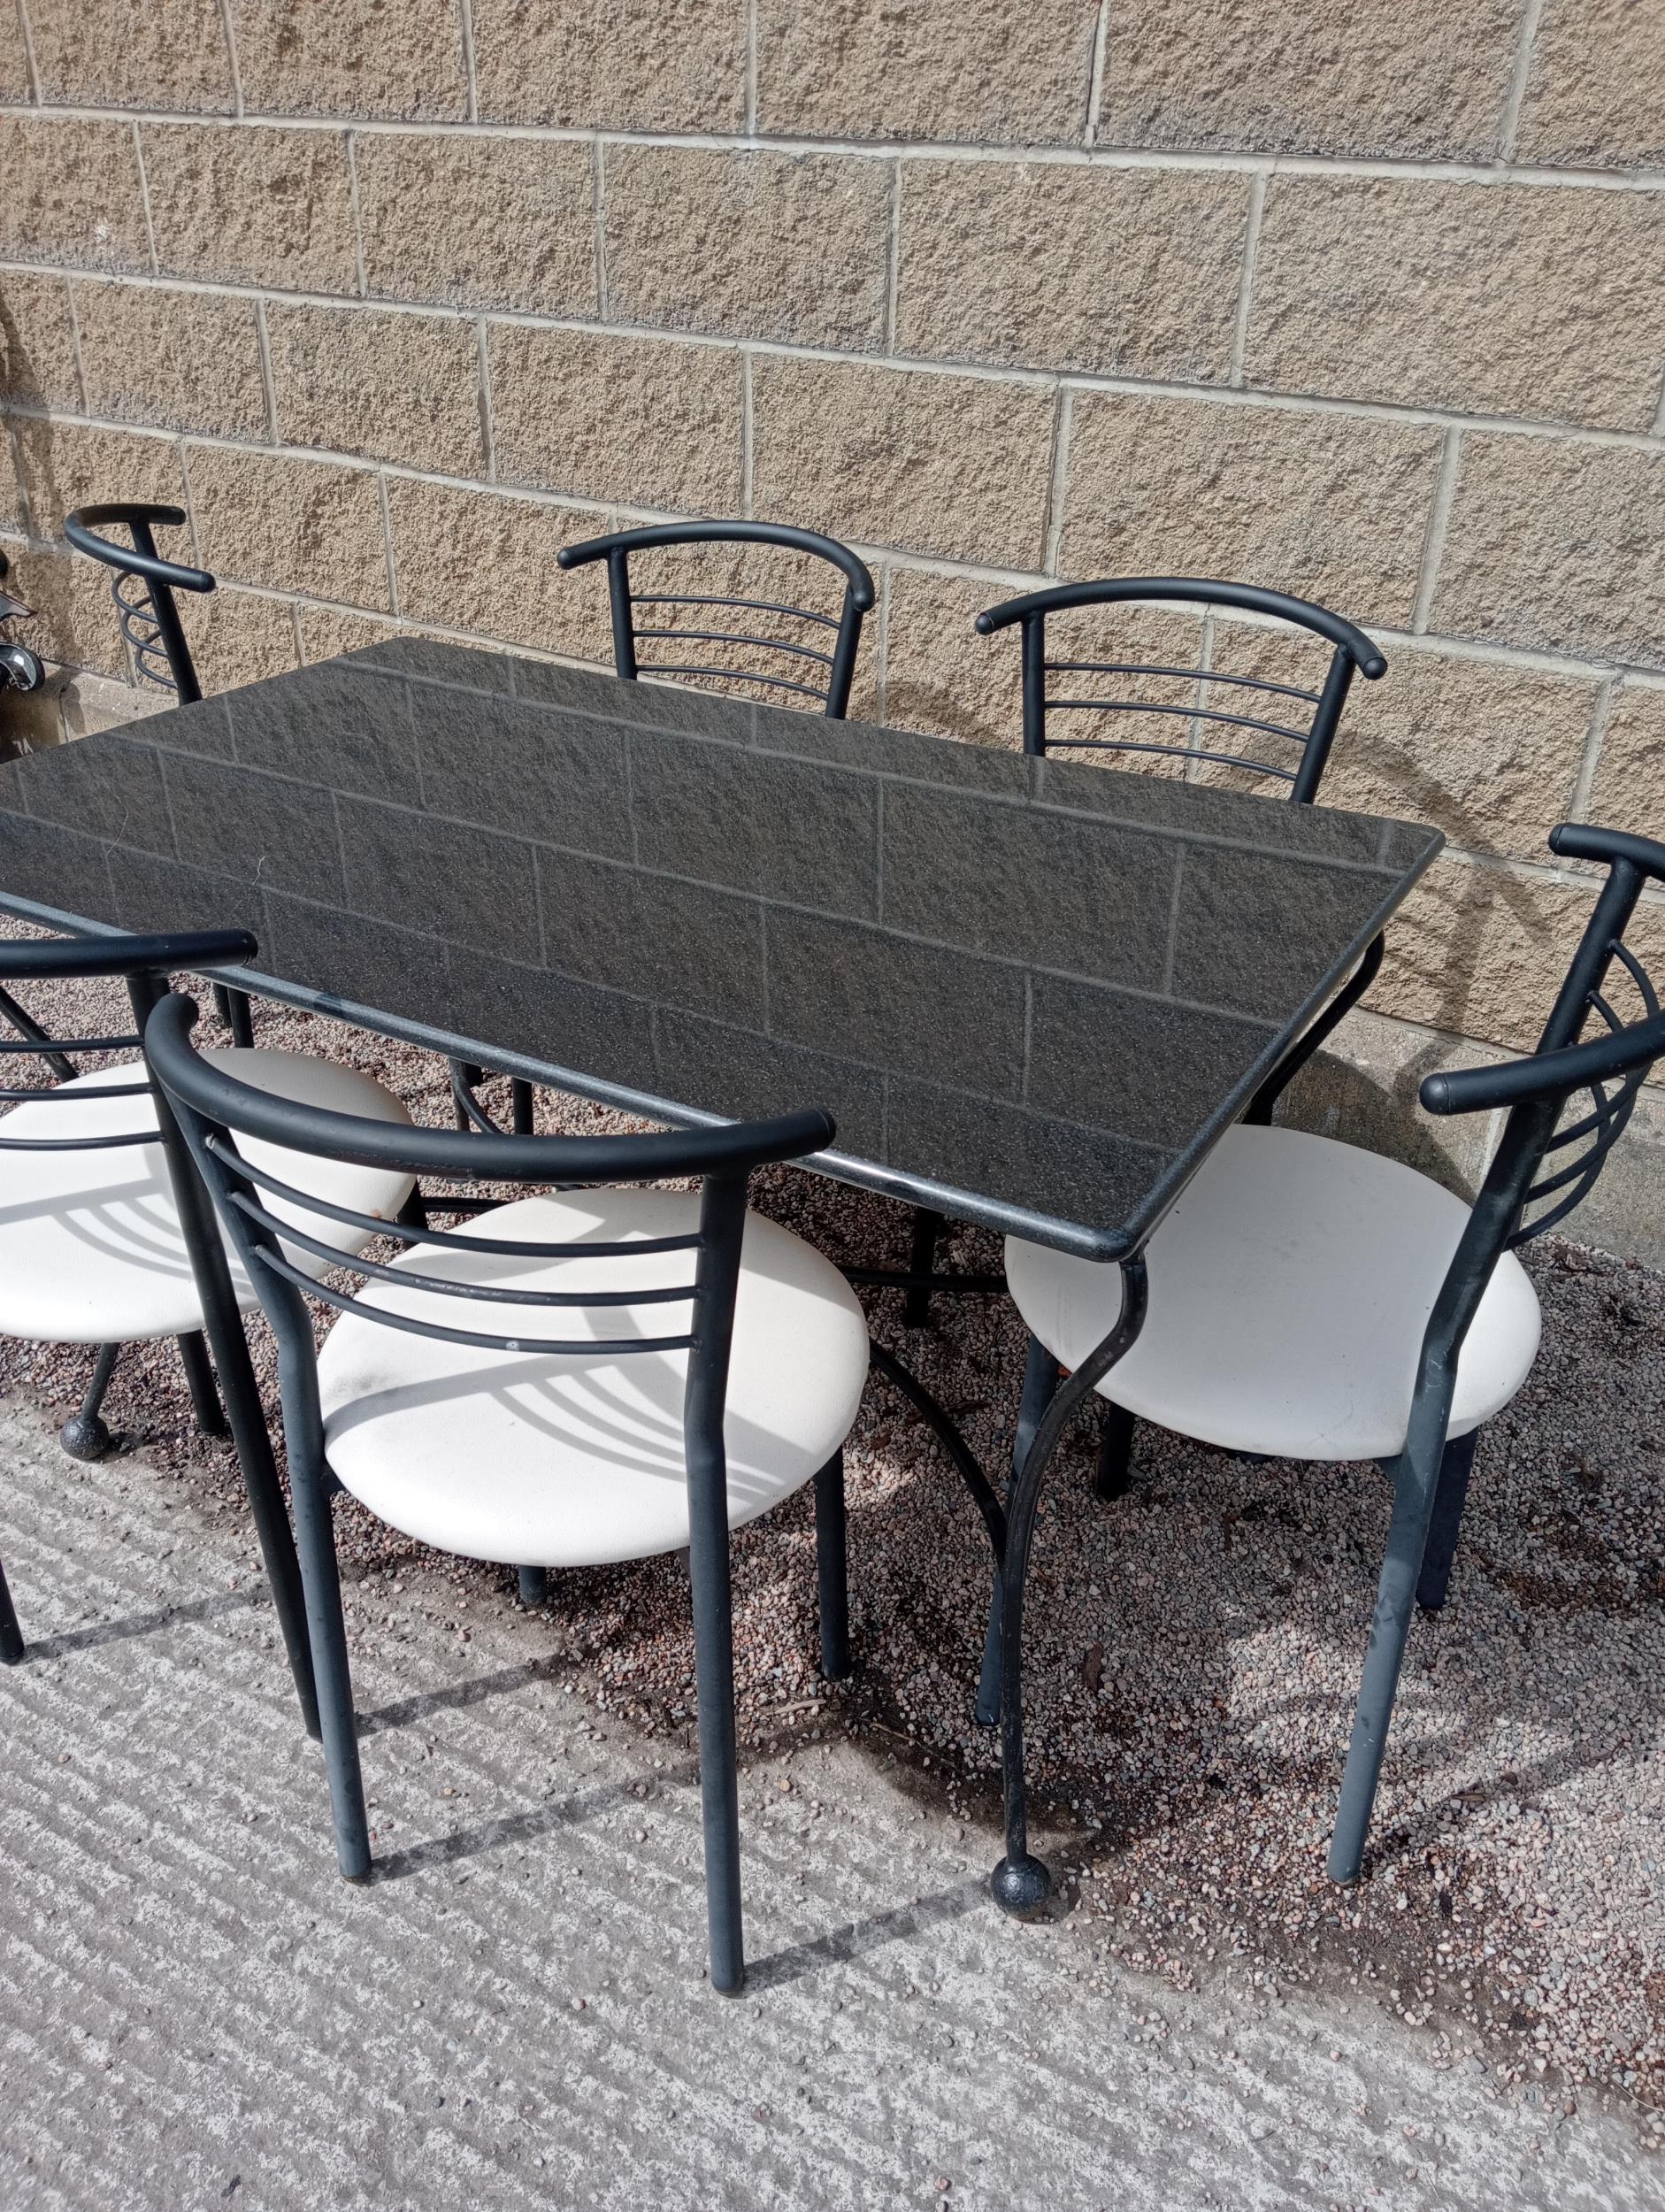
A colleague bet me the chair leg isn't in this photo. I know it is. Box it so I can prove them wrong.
[1416,1427,1479,1613]
[1093,1402,1137,1502]
[687,1474,744,1994]
[510,1079,534,1135]
[220,987,255,1049]
[175,1331,228,1439]
[0,1556,23,1663]
[517,1565,549,1608]
[60,1342,121,1462]
[1328,1459,1439,1885]
[289,1459,370,1881]
[813,1451,850,1680]
[902,1207,943,1328]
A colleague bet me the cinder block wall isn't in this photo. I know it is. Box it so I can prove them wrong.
[2,0,1663,1091]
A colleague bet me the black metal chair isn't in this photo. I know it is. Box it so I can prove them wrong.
[0,926,415,1454]
[443,520,880,1141]
[967,576,1390,1495]
[556,518,876,718]
[1006,822,1665,1879]
[971,574,1385,792]
[63,505,254,1049]
[0,926,415,1741]
[146,990,872,1994]
[64,503,212,705]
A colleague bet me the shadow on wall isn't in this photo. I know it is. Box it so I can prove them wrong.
[0,283,61,524]
[885,676,1014,752]
[1349,730,1566,1049]
[0,285,85,691]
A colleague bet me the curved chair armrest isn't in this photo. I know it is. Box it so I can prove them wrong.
[557,519,877,611]
[1548,821,1665,880]
[1420,1010,1665,1117]
[65,506,217,595]
[0,929,257,981]
[973,576,1385,678]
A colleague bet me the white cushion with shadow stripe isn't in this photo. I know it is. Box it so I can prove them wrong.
[315,1188,871,1567]
[1006,1124,1542,1463]
[0,1048,415,1343]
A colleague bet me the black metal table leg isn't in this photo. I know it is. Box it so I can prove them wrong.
[129,972,321,1740]
[902,1208,943,1327]
[992,1255,1148,1917]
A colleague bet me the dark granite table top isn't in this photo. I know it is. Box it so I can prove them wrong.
[0,641,1441,1258]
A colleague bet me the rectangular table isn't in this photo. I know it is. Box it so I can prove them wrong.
[0,639,1440,1256]
[0,641,1442,1907]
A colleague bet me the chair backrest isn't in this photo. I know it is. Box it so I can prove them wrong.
[1413,823,1665,1396]
[973,577,1387,803]
[557,520,876,720]
[64,503,215,703]
[144,990,838,1484]
[0,928,257,1150]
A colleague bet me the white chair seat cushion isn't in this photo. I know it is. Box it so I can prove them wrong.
[0,1048,415,1344]
[315,1189,871,1569]
[1005,1125,1542,1462]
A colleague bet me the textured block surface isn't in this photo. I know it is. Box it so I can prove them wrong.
[226,0,470,120]
[142,124,361,294]
[898,162,1250,380]
[487,326,744,512]
[267,303,483,475]
[1248,177,1665,431]
[1432,434,1665,668]
[1095,0,1523,158]
[756,0,1102,145]
[472,0,747,130]
[751,357,1055,569]
[73,280,270,440]
[26,0,234,111]
[1,119,152,273]
[1059,396,1442,627]
[604,148,891,351]
[356,134,597,317]
[186,446,392,610]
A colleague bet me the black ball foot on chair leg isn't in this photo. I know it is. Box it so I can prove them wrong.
[59,1411,114,1462]
[518,1566,549,1608]
[990,1853,1053,1917]
[63,1344,120,1463]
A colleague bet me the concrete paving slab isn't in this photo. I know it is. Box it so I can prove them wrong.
[0,1402,1655,2210]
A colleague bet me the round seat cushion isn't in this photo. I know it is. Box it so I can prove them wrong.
[316,1188,871,1568]
[1005,1124,1542,1462]
[0,1048,415,1343]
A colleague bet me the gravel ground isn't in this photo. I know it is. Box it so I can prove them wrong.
[2,944,1662,2153]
